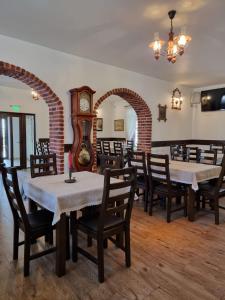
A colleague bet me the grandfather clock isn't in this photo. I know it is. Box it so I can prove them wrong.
[70,86,96,171]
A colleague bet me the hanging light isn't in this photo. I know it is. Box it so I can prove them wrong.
[149,10,191,63]
[31,89,39,100]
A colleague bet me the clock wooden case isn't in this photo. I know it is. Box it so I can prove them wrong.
[70,86,96,171]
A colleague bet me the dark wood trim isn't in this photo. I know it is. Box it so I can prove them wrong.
[64,139,225,153]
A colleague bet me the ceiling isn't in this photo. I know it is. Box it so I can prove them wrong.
[0,0,224,87]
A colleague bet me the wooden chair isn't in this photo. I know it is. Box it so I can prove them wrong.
[197,154,225,224]
[127,151,148,212]
[170,145,187,161]
[35,141,42,155]
[210,144,225,154]
[99,154,122,175]
[114,142,123,156]
[0,165,56,276]
[102,141,111,155]
[30,153,57,178]
[126,140,134,151]
[186,147,199,162]
[96,141,102,166]
[71,167,137,283]
[147,153,187,223]
[39,138,50,155]
[198,149,217,165]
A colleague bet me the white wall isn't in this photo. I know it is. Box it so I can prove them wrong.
[0,34,193,145]
[192,84,225,140]
[0,85,49,140]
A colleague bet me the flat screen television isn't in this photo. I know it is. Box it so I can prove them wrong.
[201,88,225,111]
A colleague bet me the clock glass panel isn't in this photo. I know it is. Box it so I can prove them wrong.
[80,92,91,113]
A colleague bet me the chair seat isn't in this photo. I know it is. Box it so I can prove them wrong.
[198,182,225,198]
[78,214,124,232]
[154,183,185,197]
[28,209,54,232]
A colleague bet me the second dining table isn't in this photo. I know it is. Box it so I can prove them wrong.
[23,171,128,277]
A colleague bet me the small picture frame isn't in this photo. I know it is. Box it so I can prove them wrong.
[158,104,167,122]
[96,118,103,131]
[114,119,124,131]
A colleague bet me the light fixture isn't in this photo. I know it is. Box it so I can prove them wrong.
[31,89,39,100]
[171,88,183,110]
[149,10,191,63]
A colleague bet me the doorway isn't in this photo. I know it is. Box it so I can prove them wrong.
[0,112,36,169]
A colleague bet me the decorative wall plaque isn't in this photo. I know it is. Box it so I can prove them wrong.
[158,104,167,122]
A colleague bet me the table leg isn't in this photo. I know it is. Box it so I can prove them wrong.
[56,213,66,277]
[188,186,196,222]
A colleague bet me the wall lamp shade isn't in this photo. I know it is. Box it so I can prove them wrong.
[171,88,183,110]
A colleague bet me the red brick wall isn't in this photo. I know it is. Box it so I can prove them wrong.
[0,61,64,173]
[93,88,152,171]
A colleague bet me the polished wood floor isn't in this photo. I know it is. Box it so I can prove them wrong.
[1,180,225,300]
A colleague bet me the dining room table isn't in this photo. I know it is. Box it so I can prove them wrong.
[22,170,129,277]
[164,160,221,221]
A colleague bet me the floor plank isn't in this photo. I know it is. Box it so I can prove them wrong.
[1,177,225,299]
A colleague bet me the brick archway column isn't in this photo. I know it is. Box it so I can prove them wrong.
[0,61,64,173]
[93,88,152,171]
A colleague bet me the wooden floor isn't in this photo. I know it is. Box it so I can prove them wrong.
[1,180,225,300]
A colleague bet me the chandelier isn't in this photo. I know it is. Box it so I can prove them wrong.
[31,89,39,100]
[149,10,191,63]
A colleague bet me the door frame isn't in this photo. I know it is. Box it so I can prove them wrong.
[0,112,36,169]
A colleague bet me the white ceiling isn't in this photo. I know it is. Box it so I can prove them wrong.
[0,0,225,87]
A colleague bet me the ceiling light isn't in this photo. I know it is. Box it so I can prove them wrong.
[31,89,39,100]
[149,10,191,63]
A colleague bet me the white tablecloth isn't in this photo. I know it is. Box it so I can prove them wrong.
[23,171,128,225]
[168,161,221,191]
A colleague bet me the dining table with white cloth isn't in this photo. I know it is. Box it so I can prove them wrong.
[23,171,130,277]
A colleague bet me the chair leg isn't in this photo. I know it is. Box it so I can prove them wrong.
[87,236,93,247]
[184,194,187,217]
[149,190,153,216]
[125,228,131,267]
[202,196,206,209]
[144,189,148,212]
[45,230,53,245]
[103,238,108,249]
[97,237,104,283]
[71,216,78,262]
[167,197,171,223]
[215,198,219,225]
[24,238,30,277]
[13,224,19,260]
[66,216,70,260]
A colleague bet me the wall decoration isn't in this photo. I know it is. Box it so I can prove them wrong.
[114,119,124,131]
[96,118,103,131]
[171,88,183,110]
[158,104,167,122]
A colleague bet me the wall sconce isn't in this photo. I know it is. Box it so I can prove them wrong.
[171,88,183,110]
[31,89,39,101]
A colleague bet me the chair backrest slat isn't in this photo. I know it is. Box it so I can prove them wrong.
[127,151,147,178]
[114,142,123,156]
[102,141,111,155]
[98,167,136,230]
[198,149,217,165]
[147,153,171,187]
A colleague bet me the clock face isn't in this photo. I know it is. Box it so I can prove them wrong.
[80,92,91,113]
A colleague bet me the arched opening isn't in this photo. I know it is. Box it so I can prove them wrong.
[0,61,64,173]
[93,88,152,170]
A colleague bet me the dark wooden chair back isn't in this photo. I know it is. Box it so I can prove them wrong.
[39,138,50,155]
[96,141,102,155]
[198,149,217,165]
[126,140,134,151]
[210,144,225,154]
[114,142,123,156]
[1,166,29,230]
[35,141,42,155]
[147,153,171,189]
[170,145,187,161]
[102,141,111,155]
[98,167,137,230]
[99,154,122,175]
[213,154,225,197]
[30,153,57,178]
[127,151,147,177]
[187,147,199,162]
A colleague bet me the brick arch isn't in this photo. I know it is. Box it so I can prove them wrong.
[93,88,152,170]
[0,61,64,173]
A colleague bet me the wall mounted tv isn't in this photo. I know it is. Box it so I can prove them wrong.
[201,88,225,111]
